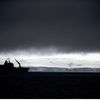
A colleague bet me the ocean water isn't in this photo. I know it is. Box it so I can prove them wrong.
[28,67,100,72]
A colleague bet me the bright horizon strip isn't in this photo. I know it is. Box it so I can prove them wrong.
[0,50,100,68]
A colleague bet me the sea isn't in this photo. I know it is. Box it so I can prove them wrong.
[28,66,100,72]
[0,67,100,98]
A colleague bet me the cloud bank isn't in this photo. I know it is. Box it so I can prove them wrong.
[0,48,100,68]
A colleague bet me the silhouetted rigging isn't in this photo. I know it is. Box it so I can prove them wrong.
[0,59,29,72]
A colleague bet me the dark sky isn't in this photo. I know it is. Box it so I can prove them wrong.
[0,0,100,52]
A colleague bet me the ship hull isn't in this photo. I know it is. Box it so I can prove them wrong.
[0,65,29,72]
[16,67,29,72]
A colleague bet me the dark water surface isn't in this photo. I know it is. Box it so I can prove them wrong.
[0,72,100,99]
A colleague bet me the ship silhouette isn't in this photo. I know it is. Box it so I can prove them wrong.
[0,59,29,72]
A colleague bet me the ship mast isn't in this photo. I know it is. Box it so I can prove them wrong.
[15,59,21,68]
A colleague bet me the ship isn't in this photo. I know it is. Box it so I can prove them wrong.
[0,59,29,72]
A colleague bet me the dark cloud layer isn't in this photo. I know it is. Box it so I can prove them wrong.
[0,0,100,52]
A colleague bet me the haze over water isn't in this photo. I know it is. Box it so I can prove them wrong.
[0,48,100,69]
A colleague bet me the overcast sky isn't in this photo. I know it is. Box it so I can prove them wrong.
[0,0,100,52]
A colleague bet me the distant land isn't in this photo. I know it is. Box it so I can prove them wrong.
[28,67,100,72]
